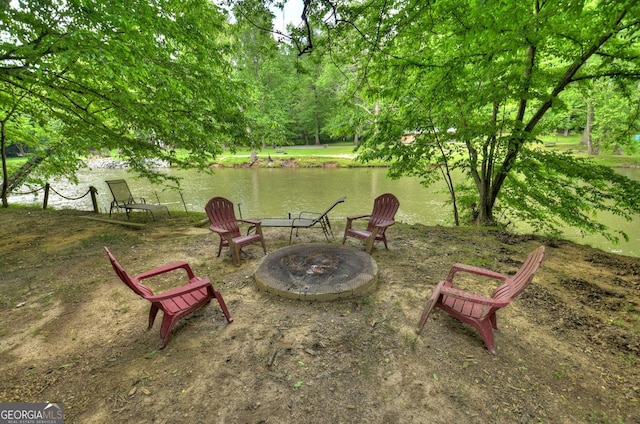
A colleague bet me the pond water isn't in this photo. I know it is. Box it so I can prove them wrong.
[8,166,640,258]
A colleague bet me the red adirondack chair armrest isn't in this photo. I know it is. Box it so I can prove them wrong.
[373,219,395,229]
[364,220,395,240]
[439,285,510,308]
[209,225,230,235]
[347,214,371,222]
[239,218,261,229]
[145,278,212,302]
[346,214,371,230]
[446,263,509,283]
[135,261,196,281]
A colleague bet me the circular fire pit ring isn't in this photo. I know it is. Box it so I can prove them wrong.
[254,243,378,301]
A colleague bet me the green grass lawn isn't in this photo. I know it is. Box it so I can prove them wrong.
[539,134,640,167]
[214,143,380,167]
[95,143,376,167]
[6,136,639,170]
[221,143,356,157]
[5,157,28,176]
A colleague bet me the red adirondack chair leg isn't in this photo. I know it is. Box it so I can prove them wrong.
[417,298,436,334]
[213,289,234,323]
[490,313,498,330]
[232,245,241,266]
[148,306,160,329]
[417,282,443,334]
[476,320,497,355]
[160,316,178,347]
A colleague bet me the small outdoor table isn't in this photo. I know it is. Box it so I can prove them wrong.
[249,216,332,244]
[247,197,346,244]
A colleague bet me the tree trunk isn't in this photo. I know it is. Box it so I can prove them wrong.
[475,195,495,226]
[6,154,46,191]
[313,85,321,145]
[1,120,7,208]
[584,101,597,154]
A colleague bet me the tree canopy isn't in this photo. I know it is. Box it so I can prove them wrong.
[1,0,248,204]
[3,0,640,244]
[296,0,640,241]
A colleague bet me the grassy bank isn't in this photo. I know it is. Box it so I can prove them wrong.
[539,134,640,168]
[5,136,640,171]
[214,137,640,168]
[212,143,377,167]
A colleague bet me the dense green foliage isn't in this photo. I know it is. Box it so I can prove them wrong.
[3,0,640,242]
[298,0,640,240]
[1,0,248,203]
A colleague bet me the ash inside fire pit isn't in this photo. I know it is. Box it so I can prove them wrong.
[254,243,378,301]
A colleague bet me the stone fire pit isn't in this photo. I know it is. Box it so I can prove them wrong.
[254,243,378,301]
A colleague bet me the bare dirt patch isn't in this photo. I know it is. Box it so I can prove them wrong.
[1,208,638,423]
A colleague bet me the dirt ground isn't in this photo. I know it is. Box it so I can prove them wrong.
[0,208,638,423]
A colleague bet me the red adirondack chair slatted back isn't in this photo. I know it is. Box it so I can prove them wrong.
[205,197,242,238]
[104,248,154,298]
[492,246,545,302]
[367,193,400,232]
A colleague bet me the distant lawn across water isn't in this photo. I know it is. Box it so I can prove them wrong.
[215,136,640,168]
[213,142,368,167]
[5,136,639,171]
[539,134,640,168]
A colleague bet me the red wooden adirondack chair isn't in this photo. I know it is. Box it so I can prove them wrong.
[104,247,233,349]
[205,196,267,266]
[417,246,545,354]
[342,193,400,254]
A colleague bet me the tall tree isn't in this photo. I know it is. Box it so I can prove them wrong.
[301,0,640,241]
[232,0,297,150]
[589,79,640,155]
[290,55,328,145]
[1,0,248,205]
